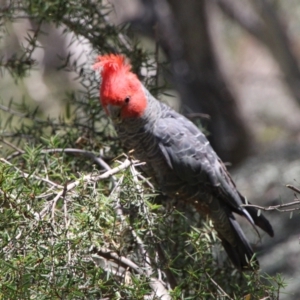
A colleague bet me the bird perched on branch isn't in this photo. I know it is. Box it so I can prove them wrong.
[94,54,274,271]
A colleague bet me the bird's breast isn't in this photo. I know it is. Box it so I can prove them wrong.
[116,124,211,205]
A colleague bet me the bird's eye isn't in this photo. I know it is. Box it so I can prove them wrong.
[124,96,130,104]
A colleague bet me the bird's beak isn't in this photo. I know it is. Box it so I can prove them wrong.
[106,104,122,123]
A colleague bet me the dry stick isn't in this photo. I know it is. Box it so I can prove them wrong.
[129,164,177,290]
[129,164,153,273]
[5,147,111,169]
[241,200,300,212]
[40,148,112,171]
[37,158,133,219]
[32,155,171,298]
[287,184,300,195]
[4,145,300,211]
[108,164,171,299]
[6,146,300,214]
[0,138,24,153]
[94,248,171,300]
[3,148,135,206]
[205,271,233,300]
[4,147,117,199]
[94,247,145,276]
[0,158,64,189]
[3,148,122,203]
[63,192,72,266]
[136,172,155,190]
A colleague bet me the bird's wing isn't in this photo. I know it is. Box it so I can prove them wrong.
[153,108,246,214]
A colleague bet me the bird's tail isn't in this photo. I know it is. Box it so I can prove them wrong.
[218,215,258,271]
[237,192,274,238]
[195,197,262,270]
[244,205,274,237]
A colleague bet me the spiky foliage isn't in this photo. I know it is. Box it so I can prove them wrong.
[0,1,285,299]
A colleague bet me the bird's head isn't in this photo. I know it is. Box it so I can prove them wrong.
[94,54,147,123]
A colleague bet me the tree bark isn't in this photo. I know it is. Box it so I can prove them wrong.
[166,0,252,166]
[217,0,300,109]
[128,0,253,166]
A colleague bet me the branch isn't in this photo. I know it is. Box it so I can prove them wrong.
[92,248,171,300]
[90,160,172,299]
[98,158,174,297]
[205,271,233,300]
[38,148,114,171]
[2,147,118,203]
[0,103,93,134]
[287,184,300,195]
[129,163,177,289]
[0,158,64,189]
[3,149,170,297]
[242,184,300,213]
[36,158,136,219]
[5,147,116,175]
[0,138,24,153]
[4,145,121,181]
[92,247,145,275]
[241,199,300,212]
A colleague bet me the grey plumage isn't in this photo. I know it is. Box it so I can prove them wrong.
[95,54,273,271]
[114,89,273,271]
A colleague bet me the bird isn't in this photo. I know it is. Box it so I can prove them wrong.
[93,54,274,271]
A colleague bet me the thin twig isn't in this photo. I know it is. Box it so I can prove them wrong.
[241,200,300,212]
[5,147,107,167]
[136,173,155,190]
[93,247,145,275]
[0,138,24,153]
[129,163,177,289]
[40,148,111,170]
[0,158,64,189]
[4,147,118,196]
[63,194,71,266]
[104,159,172,298]
[37,158,136,219]
[186,112,211,120]
[205,271,233,299]
[129,164,153,275]
[287,184,300,195]
[93,247,171,300]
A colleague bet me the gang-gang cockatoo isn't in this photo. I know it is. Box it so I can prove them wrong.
[94,54,274,271]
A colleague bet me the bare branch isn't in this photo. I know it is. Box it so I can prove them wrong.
[92,247,145,275]
[205,271,233,300]
[0,158,64,189]
[129,163,177,289]
[0,138,24,153]
[95,158,174,297]
[93,247,171,300]
[37,158,135,219]
[242,200,300,212]
[241,184,300,213]
[286,184,300,195]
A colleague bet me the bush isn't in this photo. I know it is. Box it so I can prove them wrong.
[0,1,285,299]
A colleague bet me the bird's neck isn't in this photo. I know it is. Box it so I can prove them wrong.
[117,87,161,132]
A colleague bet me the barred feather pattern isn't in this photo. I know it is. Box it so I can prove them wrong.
[112,87,273,271]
